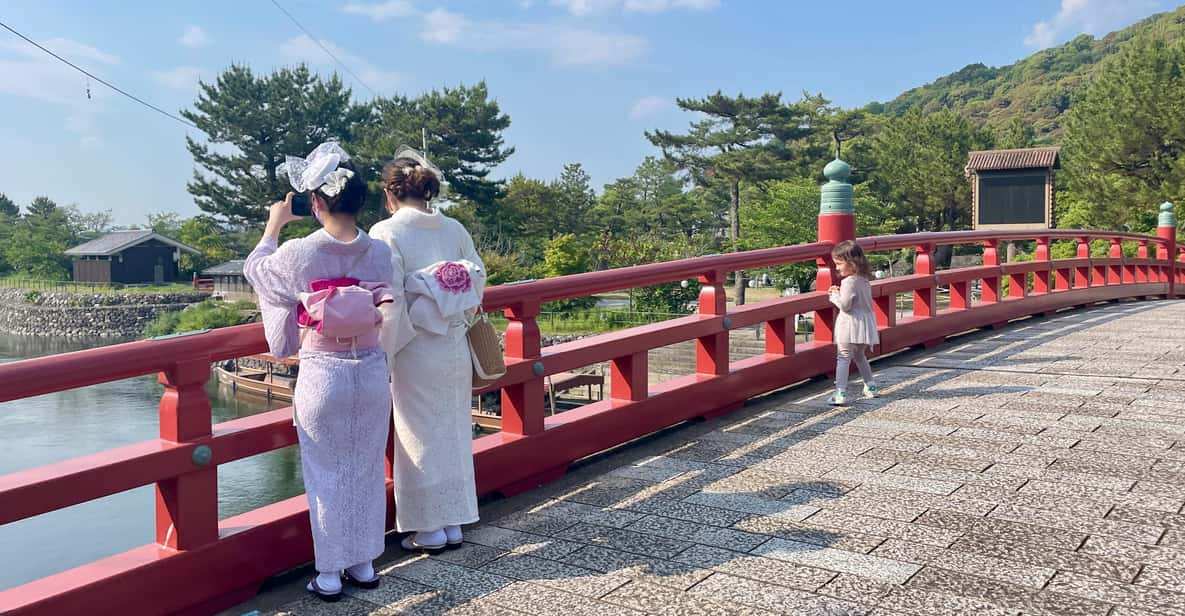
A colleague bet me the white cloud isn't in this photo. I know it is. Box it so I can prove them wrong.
[179,25,211,49]
[629,95,670,118]
[281,34,400,91]
[421,9,646,66]
[552,0,719,15]
[1025,0,1160,49]
[342,1,417,22]
[154,66,204,90]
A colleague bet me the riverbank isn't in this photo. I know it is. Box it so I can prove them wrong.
[0,288,210,338]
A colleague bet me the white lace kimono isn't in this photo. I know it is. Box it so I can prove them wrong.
[244,229,395,572]
[371,208,485,533]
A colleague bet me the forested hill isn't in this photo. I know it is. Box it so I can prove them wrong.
[868,6,1185,143]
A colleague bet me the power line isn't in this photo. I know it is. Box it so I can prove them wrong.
[0,20,197,129]
[267,0,379,98]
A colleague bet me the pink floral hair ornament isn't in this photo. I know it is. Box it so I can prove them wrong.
[435,261,472,294]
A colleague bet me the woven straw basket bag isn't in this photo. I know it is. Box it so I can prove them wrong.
[468,309,506,390]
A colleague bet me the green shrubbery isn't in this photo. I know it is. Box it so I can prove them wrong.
[144,300,256,338]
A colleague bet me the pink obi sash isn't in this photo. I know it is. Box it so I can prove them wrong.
[297,277,395,354]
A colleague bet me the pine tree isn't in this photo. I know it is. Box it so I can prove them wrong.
[0,193,17,218]
[183,65,367,224]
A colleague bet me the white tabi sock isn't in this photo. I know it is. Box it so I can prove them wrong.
[444,525,462,543]
[346,561,376,581]
[315,571,342,593]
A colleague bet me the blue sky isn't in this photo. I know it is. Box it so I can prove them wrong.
[0,0,1172,226]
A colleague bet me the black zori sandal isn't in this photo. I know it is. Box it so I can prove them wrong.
[306,577,343,602]
[342,570,381,590]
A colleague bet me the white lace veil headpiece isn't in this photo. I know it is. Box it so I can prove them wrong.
[279,141,355,197]
[393,144,448,197]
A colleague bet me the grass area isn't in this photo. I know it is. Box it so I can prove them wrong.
[0,277,203,295]
[144,300,257,338]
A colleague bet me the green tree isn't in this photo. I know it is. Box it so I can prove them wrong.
[176,215,240,275]
[147,212,183,237]
[356,82,513,211]
[869,109,994,234]
[552,163,595,237]
[647,91,820,305]
[5,197,76,279]
[0,193,17,218]
[66,206,114,240]
[1063,35,1185,230]
[997,117,1037,149]
[495,175,563,260]
[184,65,367,224]
[538,234,596,312]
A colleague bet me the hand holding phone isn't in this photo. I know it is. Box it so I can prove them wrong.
[290,192,312,217]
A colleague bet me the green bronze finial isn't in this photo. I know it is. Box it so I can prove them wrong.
[820,159,853,214]
[1159,202,1176,227]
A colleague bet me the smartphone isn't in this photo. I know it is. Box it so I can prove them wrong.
[290,192,311,217]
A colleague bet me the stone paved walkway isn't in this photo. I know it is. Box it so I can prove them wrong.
[252,300,1185,616]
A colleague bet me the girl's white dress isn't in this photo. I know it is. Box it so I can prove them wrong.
[830,276,879,345]
[371,208,486,533]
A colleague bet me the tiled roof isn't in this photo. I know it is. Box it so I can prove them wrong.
[202,260,245,276]
[65,230,199,256]
[966,147,1060,172]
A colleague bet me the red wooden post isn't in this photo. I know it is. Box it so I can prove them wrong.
[1007,269,1026,299]
[156,359,218,550]
[1108,239,1123,285]
[1032,237,1051,295]
[948,282,969,310]
[1136,241,1149,283]
[696,270,729,376]
[764,315,794,356]
[913,244,937,317]
[501,300,544,435]
[610,352,648,402]
[1075,236,1091,288]
[1091,238,1107,286]
[1158,203,1177,297]
[816,159,856,343]
[981,240,1001,303]
[874,293,898,323]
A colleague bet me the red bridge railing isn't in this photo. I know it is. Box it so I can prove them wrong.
[1,226,1183,615]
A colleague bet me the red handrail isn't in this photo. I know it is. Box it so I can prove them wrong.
[1,228,1182,615]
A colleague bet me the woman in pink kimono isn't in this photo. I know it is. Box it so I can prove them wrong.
[372,147,486,552]
[244,143,395,601]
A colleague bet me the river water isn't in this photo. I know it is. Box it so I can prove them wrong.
[0,334,304,591]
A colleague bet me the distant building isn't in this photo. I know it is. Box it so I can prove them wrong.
[65,230,199,284]
[202,260,254,299]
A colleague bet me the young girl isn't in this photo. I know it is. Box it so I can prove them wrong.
[827,240,880,405]
[244,142,395,601]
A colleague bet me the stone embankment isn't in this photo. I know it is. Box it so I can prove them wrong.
[0,289,209,338]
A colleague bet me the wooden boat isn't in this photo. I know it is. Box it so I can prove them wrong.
[215,355,297,402]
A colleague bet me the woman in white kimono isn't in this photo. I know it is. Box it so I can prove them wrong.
[371,148,485,552]
[244,143,395,601]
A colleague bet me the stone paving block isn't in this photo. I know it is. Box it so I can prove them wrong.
[602,580,774,616]
[483,581,644,616]
[1045,571,1185,616]
[874,587,1018,616]
[463,526,585,561]
[479,553,629,599]
[270,595,381,616]
[906,567,1112,616]
[732,515,887,553]
[815,573,894,606]
[380,557,514,600]
[685,490,820,520]
[868,539,944,565]
[1132,480,1185,500]
[914,509,1087,551]
[523,499,648,530]
[751,538,920,585]
[804,509,961,548]
[989,503,1164,544]
[1002,491,1113,518]
[782,489,927,523]
[845,485,996,517]
[557,523,695,559]
[344,576,519,616]
[622,495,751,527]
[928,548,1055,589]
[1079,535,1185,570]
[491,512,581,537]
[431,543,508,569]
[1108,506,1185,530]
[1134,564,1185,594]
[892,432,1019,453]
[560,545,713,590]
[625,514,770,552]
[1019,479,1184,513]
[688,573,871,616]
[821,468,962,496]
[609,455,708,483]
[950,533,1139,582]
[673,544,836,591]
[1162,529,1185,549]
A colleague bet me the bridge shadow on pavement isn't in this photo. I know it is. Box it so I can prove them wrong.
[230,299,1185,616]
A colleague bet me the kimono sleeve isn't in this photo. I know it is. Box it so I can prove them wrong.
[243,237,303,358]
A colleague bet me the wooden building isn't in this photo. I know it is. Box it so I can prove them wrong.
[965,147,1060,230]
[65,231,199,284]
[201,260,254,299]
